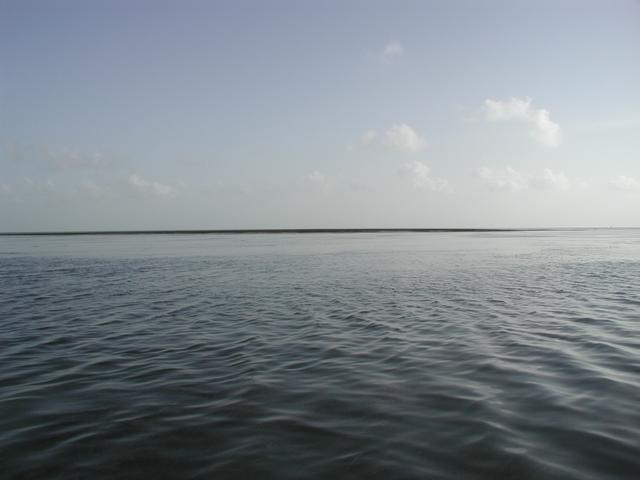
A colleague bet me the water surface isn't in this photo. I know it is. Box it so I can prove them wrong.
[1,230,639,479]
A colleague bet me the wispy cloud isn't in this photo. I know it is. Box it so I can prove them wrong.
[609,175,640,191]
[23,177,56,192]
[0,183,12,196]
[529,168,572,190]
[359,124,427,153]
[476,166,527,191]
[380,41,404,62]
[360,130,377,147]
[1,143,115,171]
[128,174,178,198]
[80,179,107,198]
[477,167,580,191]
[306,170,326,185]
[47,147,110,170]
[404,160,452,192]
[483,97,561,147]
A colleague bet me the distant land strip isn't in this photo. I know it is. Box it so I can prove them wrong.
[0,227,621,236]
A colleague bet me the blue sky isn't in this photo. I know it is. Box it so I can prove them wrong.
[1,0,639,230]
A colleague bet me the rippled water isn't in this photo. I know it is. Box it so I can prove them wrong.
[1,230,639,479]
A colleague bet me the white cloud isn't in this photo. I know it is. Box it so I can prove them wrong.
[128,174,177,198]
[404,160,452,192]
[609,175,640,191]
[0,183,12,196]
[484,97,532,122]
[383,124,427,152]
[530,109,561,147]
[477,167,576,191]
[358,124,426,153]
[529,168,571,190]
[381,41,404,62]
[483,97,561,147]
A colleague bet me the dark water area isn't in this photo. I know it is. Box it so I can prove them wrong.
[1,231,639,479]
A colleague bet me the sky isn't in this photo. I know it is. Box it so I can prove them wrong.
[1,0,639,231]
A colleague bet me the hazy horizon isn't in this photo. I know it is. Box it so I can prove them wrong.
[1,0,639,231]
[1,226,639,235]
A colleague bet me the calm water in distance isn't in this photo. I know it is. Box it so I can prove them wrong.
[1,230,639,479]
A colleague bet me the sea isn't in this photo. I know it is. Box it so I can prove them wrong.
[1,230,639,479]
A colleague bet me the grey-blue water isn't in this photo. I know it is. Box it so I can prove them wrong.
[1,231,639,479]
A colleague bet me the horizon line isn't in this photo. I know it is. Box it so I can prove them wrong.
[0,227,635,236]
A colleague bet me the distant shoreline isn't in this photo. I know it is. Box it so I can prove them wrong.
[0,227,628,236]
